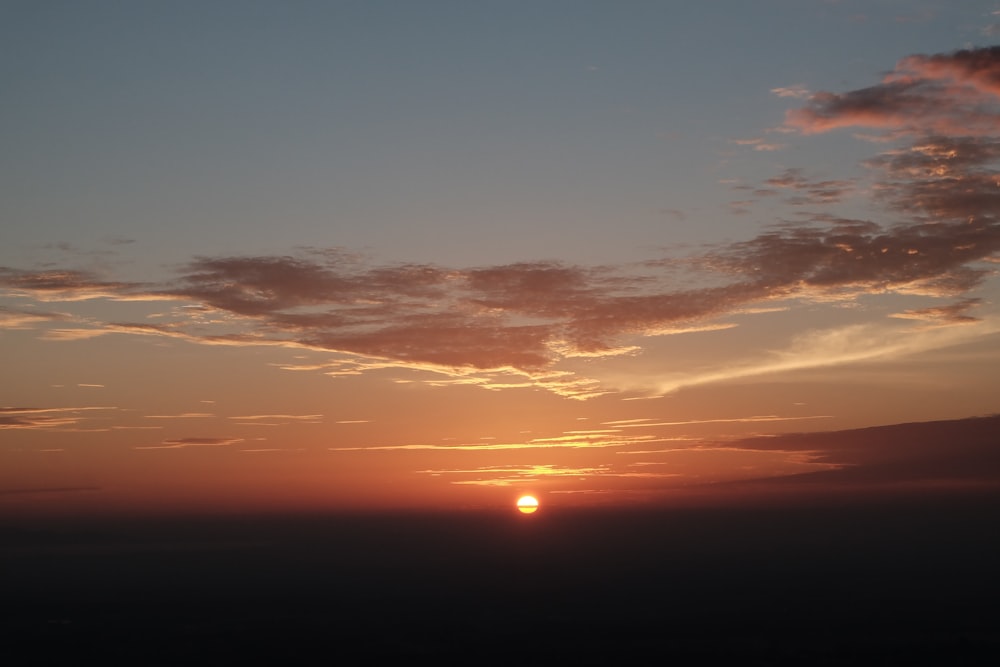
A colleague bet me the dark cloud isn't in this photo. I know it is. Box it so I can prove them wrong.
[862,136,1000,234]
[902,46,1000,97]
[172,255,449,317]
[707,217,996,297]
[728,414,1000,492]
[788,80,938,134]
[788,46,1000,137]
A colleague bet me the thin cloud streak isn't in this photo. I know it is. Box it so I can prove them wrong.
[610,415,835,428]
[645,318,1000,396]
[331,433,659,453]
[0,406,119,430]
[134,437,244,450]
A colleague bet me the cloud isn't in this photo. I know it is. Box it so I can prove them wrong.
[607,415,834,428]
[0,268,155,302]
[759,168,855,205]
[723,414,1000,493]
[644,318,1000,395]
[331,430,660,453]
[0,406,117,430]
[135,437,243,450]
[730,137,786,151]
[40,329,111,341]
[417,463,682,487]
[229,414,323,420]
[787,46,1000,137]
[0,306,67,329]
[771,84,810,99]
[772,51,1000,309]
[228,414,323,425]
[889,298,982,326]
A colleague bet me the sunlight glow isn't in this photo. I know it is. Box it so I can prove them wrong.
[516,495,539,514]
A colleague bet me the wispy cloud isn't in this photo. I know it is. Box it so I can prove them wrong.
[229,414,323,423]
[771,84,811,99]
[730,137,786,151]
[642,318,1000,395]
[609,415,834,428]
[418,463,681,487]
[0,268,165,302]
[40,328,110,341]
[144,413,215,419]
[0,306,67,329]
[134,437,243,450]
[0,406,117,430]
[889,298,982,327]
[331,431,659,453]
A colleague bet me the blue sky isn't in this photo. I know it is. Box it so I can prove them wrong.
[5,1,996,270]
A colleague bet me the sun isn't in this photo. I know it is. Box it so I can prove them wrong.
[516,495,539,514]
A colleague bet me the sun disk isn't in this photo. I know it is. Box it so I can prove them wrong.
[516,495,539,514]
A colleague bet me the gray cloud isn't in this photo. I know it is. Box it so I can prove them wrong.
[725,414,1000,493]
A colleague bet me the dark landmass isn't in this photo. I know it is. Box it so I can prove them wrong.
[3,496,999,664]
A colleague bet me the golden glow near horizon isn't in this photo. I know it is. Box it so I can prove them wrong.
[516,495,540,514]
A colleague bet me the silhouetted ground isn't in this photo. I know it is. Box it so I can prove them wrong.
[3,496,999,664]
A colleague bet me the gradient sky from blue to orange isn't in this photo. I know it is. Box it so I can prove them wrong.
[3,1,1000,517]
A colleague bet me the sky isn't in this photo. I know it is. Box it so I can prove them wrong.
[3,0,1000,518]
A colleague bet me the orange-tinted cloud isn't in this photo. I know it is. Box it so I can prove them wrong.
[787,46,1000,137]
[0,406,116,430]
[0,268,154,302]
[890,298,981,327]
[135,437,243,450]
[0,306,67,329]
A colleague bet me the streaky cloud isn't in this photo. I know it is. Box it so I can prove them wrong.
[135,437,244,450]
